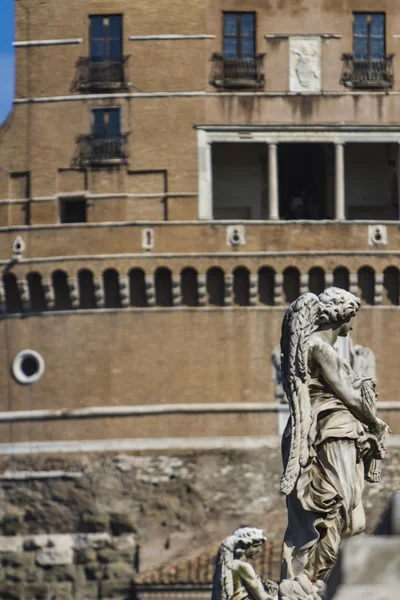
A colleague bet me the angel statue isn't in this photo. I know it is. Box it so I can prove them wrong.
[280,287,390,583]
[211,528,278,600]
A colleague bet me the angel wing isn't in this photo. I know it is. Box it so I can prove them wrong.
[211,537,236,600]
[280,293,320,495]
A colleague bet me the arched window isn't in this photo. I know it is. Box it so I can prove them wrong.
[258,267,274,306]
[129,268,147,307]
[155,267,172,307]
[283,267,300,304]
[383,266,399,306]
[78,269,96,309]
[358,266,375,305]
[103,269,121,308]
[233,267,250,306]
[52,270,71,311]
[27,272,46,312]
[181,268,198,307]
[308,267,325,296]
[207,267,224,307]
[333,267,350,291]
[3,273,23,314]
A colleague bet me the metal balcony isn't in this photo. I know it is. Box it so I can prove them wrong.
[74,57,130,91]
[340,54,394,89]
[75,134,129,166]
[210,53,265,88]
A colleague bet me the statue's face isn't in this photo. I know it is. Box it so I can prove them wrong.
[245,543,263,558]
[338,317,354,337]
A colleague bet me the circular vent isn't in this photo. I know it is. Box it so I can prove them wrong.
[12,350,45,385]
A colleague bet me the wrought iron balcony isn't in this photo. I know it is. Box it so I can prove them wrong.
[210,53,265,88]
[340,54,394,89]
[74,134,129,166]
[74,56,130,91]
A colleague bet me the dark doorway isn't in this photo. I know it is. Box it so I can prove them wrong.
[278,143,331,220]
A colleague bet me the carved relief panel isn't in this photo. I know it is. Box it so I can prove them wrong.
[289,36,321,93]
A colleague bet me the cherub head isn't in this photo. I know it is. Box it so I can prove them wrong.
[232,527,267,559]
[317,287,361,336]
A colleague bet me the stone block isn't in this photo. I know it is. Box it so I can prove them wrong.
[1,513,24,536]
[36,545,74,566]
[97,549,134,564]
[0,537,24,553]
[0,583,23,600]
[84,562,106,581]
[111,535,136,552]
[104,562,134,580]
[42,564,77,582]
[74,547,97,564]
[73,533,111,550]
[24,582,73,600]
[3,566,40,583]
[109,513,136,536]
[24,534,74,551]
[1,552,35,569]
[80,512,110,533]
[74,581,99,600]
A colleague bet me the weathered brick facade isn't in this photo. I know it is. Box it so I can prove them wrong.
[0,0,399,448]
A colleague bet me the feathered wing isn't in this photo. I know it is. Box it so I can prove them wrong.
[280,293,320,495]
[211,537,236,600]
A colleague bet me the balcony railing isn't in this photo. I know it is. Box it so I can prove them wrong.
[73,56,130,91]
[210,53,265,88]
[340,54,394,89]
[74,134,129,166]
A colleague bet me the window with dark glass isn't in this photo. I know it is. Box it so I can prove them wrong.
[223,12,256,58]
[92,108,121,138]
[89,15,122,61]
[353,13,386,60]
[60,199,87,224]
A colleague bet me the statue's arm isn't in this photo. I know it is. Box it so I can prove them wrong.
[236,562,274,600]
[311,341,381,431]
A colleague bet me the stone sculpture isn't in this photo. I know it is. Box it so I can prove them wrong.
[211,528,278,600]
[280,287,389,582]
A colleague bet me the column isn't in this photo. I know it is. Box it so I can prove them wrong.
[335,142,346,220]
[17,280,30,312]
[268,143,279,219]
[67,277,80,309]
[145,275,156,307]
[42,279,55,310]
[172,275,181,307]
[197,275,207,307]
[118,275,130,308]
[198,130,213,219]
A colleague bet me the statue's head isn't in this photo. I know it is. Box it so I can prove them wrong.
[232,527,266,558]
[317,287,361,336]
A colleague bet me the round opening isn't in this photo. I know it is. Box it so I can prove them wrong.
[21,356,39,378]
[12,350,45,385]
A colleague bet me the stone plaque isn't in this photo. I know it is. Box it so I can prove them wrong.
[289,36,321,92]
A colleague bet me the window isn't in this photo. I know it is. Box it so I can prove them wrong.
[60,199,87,223]
[353,13,386,60]
[89,15,122,61]
[92,108,121,138]
[223,12,256,58]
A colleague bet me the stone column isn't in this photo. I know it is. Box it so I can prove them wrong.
[374,273,384,306]
[300,274,309,295]
[172,275,181,307]
[198,130,213,220]
[197,275,207,307]
[249,274,258,306]
[349,273,358,296]
[274,273,283,306]
[67,277,80,309]
[224,274,233,306]
[325,273,334,288]
[335,142,346,220]
[145,275,156,307]
[118,275,130,308]
[17,280,30,312]
[42,279,55,310]
[93,277,105,309]
[268,143,280,220]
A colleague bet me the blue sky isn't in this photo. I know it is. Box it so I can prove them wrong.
[0,0,14,124]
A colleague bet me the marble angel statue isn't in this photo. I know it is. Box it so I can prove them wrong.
[211,528,278,600]
[280,287,390,582]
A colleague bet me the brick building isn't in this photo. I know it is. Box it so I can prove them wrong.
[0,0,399,453]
